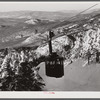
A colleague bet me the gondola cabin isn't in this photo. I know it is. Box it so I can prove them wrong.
[45,31,64,78]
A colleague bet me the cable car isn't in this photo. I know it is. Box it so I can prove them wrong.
[45,31,64,78]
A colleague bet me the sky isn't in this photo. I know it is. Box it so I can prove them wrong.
[0,2,99,12]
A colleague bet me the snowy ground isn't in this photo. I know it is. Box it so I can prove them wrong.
[39,59,100,91]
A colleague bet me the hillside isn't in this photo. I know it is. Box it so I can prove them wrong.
[0,9,95,41]
[0,11,77,20]
[0,9,100,54]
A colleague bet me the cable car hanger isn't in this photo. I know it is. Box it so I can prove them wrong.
[45,31,64,78]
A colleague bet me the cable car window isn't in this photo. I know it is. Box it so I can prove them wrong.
[53,61,55,65]
[57,59,59,61]
[61,61,63,65]
[57,61,60,64]
[50,61,52,65]
[47,61,49,64]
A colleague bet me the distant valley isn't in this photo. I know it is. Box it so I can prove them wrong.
[0,9,100,49]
